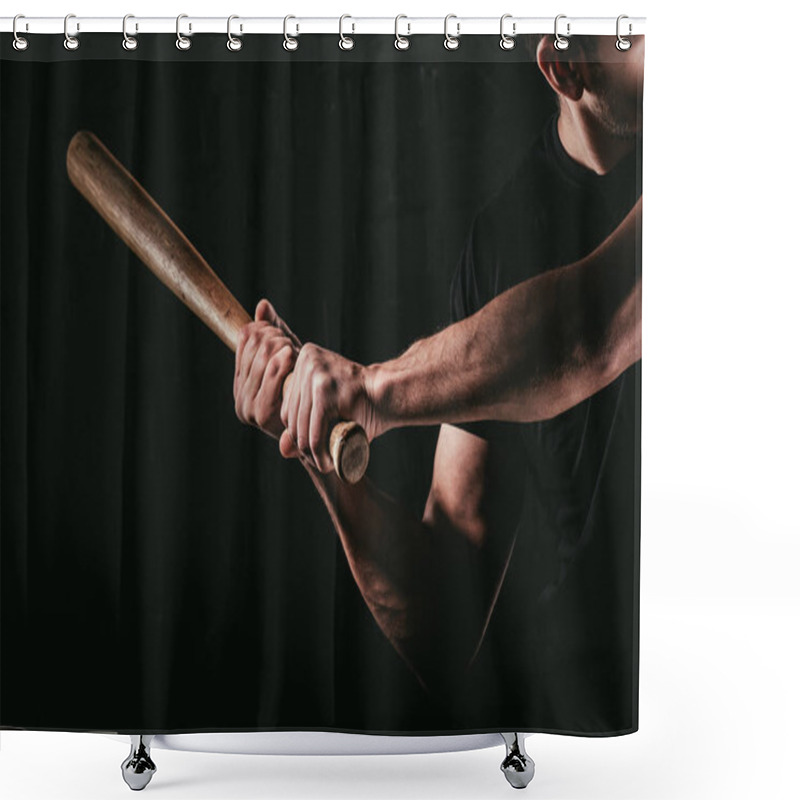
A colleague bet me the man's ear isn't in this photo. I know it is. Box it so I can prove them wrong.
[536,36,587,102]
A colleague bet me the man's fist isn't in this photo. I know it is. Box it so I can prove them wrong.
[234,299,384,473]
[279,343,382,474]
[233,299,300,439]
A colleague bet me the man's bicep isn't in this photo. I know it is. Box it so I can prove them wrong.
[424,422,526,551]
[424,423,491,549]
[424,422,527,663]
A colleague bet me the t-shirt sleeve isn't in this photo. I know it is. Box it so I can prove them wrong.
[449,214,496,325]
[450,225,478,323]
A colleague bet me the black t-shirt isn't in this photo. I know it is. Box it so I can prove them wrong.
[450,112,641,622]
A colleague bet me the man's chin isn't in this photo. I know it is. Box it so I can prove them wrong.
[616,126,641,142]
[600,112,642,141]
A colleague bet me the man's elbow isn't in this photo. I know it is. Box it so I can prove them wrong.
[424,489,489,552]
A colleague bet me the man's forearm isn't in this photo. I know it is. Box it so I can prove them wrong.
[302,462,488,696]
[367,198,642,433]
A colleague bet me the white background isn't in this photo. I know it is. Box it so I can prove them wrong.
[2,1,799,798]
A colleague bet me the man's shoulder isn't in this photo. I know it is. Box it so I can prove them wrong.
[450,115,568,320]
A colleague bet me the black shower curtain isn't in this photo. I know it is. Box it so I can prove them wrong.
[1,33,642,735]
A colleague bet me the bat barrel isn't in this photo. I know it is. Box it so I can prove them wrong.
[67,130,251,351]
[66,130,369,484]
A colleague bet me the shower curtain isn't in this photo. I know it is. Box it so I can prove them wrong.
[1,28,643,737]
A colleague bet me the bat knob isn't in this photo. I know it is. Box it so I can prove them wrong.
[330,421,370,484]
[283,373,369,483]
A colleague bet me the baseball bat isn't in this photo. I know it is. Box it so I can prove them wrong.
[66,130,369,484]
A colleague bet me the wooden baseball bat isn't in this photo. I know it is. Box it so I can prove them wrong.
[66,130,369,484]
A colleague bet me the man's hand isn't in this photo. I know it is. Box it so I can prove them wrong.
[234,299,300,440]
[279,344,383,474]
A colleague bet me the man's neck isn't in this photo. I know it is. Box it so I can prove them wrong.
[557,106,634,176]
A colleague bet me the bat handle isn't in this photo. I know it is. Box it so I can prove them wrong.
[282,372,369,484]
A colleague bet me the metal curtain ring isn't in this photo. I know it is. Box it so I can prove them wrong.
[63,13,79,51]
[176,14,191,50]
[500,14,516,50]
[283,15,298,51]
[394,15,410,50]
[122,14,138,51]
[12,14,29,51]
[616,14,632,51]
[444,14,460,51]
[339,14,355,51]
[554,14,570,51]
[227,15,242,51]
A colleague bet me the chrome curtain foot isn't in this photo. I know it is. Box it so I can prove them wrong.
[500,732,535,789]
[121,735,157,791]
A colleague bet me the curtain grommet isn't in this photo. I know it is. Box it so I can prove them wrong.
[122,14,138,51]
[444,14,460,51]
[283,15,299,51]
[554,14,570,51]
[63,13,80,51]
[339,14,355,51]
[500,14,516,50]
[394,15,410,50]
[12,14,29,51]
[176,14,192,51]
[227,15,242,51]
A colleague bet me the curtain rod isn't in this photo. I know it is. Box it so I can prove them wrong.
[1,16,646,37]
